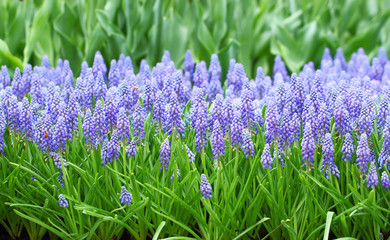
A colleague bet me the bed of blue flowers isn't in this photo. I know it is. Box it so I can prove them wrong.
[0,48,390,240]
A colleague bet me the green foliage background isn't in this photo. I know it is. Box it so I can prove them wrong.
[1,0,390,77]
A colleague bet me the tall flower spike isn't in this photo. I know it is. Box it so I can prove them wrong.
[166,93,185,136]
[170,169,180,181]
[132,101,145,140]
[119,186,133,206]
[301,123,315,169]
[0,109,6,153]
[231,110,243,147]
[321,133,340,179]
[356,133,370,173]
[83,109,96,146]
[58,194,69,207]
[51,152,67,170]
[209,54,221,80]
[117,107,130,141]
[378,147,389,170]
[265,100,279,143]
[242,129,255,158]
[66,92,80,135]
[53,116,68,152]
[200,174,212,199]
[232,63,246,95]
[19,97,33,139]
[109,60,121,87]
[8,95,20,131]
[153,91,166,130]
[142,78,156,112]
[211,120,225,160]
[381,171,390,190]
[208,70,223,100]
[191,89,208,151]
[40,113,53,152]
[126,140,137,157]
[184,49,194,80]
[101,130,120,166]
[273,55,289,82]
[193,61,208,88]
[94,100,107,142]
[185,144,195,163]
[1,65,10,87]
[94,71,107,101]
[366,164,379,188]
[208,94,225,133]
[341,133,354,162]
[241,88,254,129]
[333,96,349,135]
[159,137,171,171]
[261,144,273,169]
[104,88,118,129]
[12,67,24,99]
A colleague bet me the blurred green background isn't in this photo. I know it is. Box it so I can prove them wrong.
[1,0,390,78]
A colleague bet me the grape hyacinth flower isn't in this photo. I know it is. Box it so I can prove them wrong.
[366,164,379,188]
[200,174,212,199]
[104,88,118,128]
[40,114,53,153]
[0,110,6,153]
[185,144,195,163]
[132,101,145,140]
[8,95,20,130]
[184,50,194,80]
[58,194,69,207]
[191,89,208,151]
[153,91,166,129]
[208,94,225,133]
[159,138,171,171]
[378,147,389,170]
[265,100,279,143]
[66,92,80,134]
[166,93,185,136]
[126,140,137,157]
[94,71,107,101]
[101,130,120,166]
[321,133,340,179]
[109,60,121,87]
[211,120,225,160]
[242,129,255,158]
[120,186,133,206]
[53,116,68,151]
[51,152,67,170]
[170,169,180,181]
[341,133,354,162]
[301,123,315,169]
[19,97,33,139]
[381,171,390,190]
[12,67,24,99]
[241,88,254,129]
[117,107,130,141]
[261,144,273,169]
[356,133,370,173]
[230,110,243,147]
[83,109,96,146]
[94,100,107,142]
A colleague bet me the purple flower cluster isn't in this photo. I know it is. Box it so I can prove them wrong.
[58,194,69,207]
[120,186,133,206]
[2,47,390,193]
[200,174,212,199]
[159,138,171,171]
